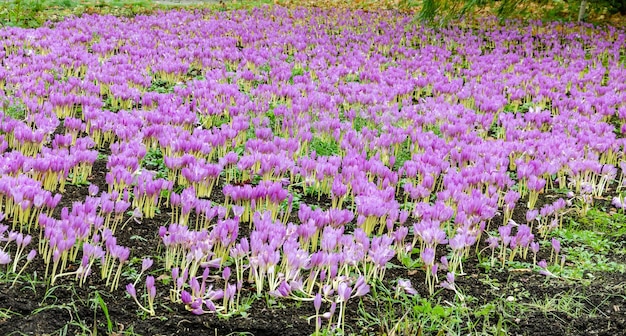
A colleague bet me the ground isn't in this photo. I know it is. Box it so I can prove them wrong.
[0,156,624,335]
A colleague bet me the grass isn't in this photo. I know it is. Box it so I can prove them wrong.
[0,0,155,27]
[309,136,340,157]
[356,281,471,335]
[545,209,626,279]
[141,147,168,179]
[393,140,412,171]
[0,308,21,323]
[1,102,27,121]
[92,291,113,334]
[0,0,621,30]
[146,79,177,95]
[521,291,588,319]
[0,0,278,28]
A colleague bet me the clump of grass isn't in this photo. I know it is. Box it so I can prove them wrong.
[141,147,168,179]
[355,281,491,335]
[310,136,340,157]
[2,101,27,121]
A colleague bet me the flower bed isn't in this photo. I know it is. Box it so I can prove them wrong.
[0,6,625,335]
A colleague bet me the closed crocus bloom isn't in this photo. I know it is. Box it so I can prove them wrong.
[26,249,37,261]
[421,247,435,266]
[126,283,137,298]
[141,258,153,272]
[313,293,322,312]
[551,238,561,254]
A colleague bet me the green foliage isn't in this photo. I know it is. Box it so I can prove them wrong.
[518,291,589,318]
[2,0,46,27]
[503,101,530,114]
[423,123,443,137]
[548,210,626,278]
[147,78,176,94]
[0,307,21,321]
[414,0,610,25]
[282,188,303,212]
[102,96,121,113]
[394,140,412,171]
[66,172,90,187]
[1,101,27,121]
[290,65,304,79]
[0,0,156,28]
[265,109,276,131]
[418,0,485,25]
[92,291,113,334]
[574,208,626,234]
[356,281,507,335]
[352,116,368,132]
[397,248,423,269]
[258,63,271,73]
[541,0,576,22]
[419,0,440,22]
[50,0,75,8]
[309,136,340,157]
[211,114,231,129]
[493,0,526,19]
[141,147,168,179]
[343,73,360,83]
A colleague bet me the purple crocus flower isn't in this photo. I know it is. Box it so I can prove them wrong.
[396,279,417,295]
[0,250,11,265]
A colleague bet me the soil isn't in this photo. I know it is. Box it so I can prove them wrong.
[0,153,624,336]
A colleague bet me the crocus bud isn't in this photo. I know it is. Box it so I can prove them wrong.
[353,279,370,297]
[222,266,231,281]
[132,208,142,223]
[141,258,153,272]
[88,184,99,196]
[421,247,435,265]
[126,283,137,298]
[27,249,37,261]
[551,238,561,254]
[440,272,456,291]
[232,205,244,218]
[314,293,322,312]
[22,235,32,247]
[181,290,192,304]
[145,276,155,290]
[148,284,156,299]
[15,233,24,246]
[204,299,216,312]
[321,302,336,319]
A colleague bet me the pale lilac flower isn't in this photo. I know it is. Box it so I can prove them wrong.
[0,250,11,264]
[141,258,153,272]
[440,272,456,291]
[551,238,561,254]
[26,249,37,261]
[396,279,417,295]
[530,242,539,254]
[126,283,137,298]
[421,247,435,266]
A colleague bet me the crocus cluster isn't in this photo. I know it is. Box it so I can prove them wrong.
[0,5,624,324]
